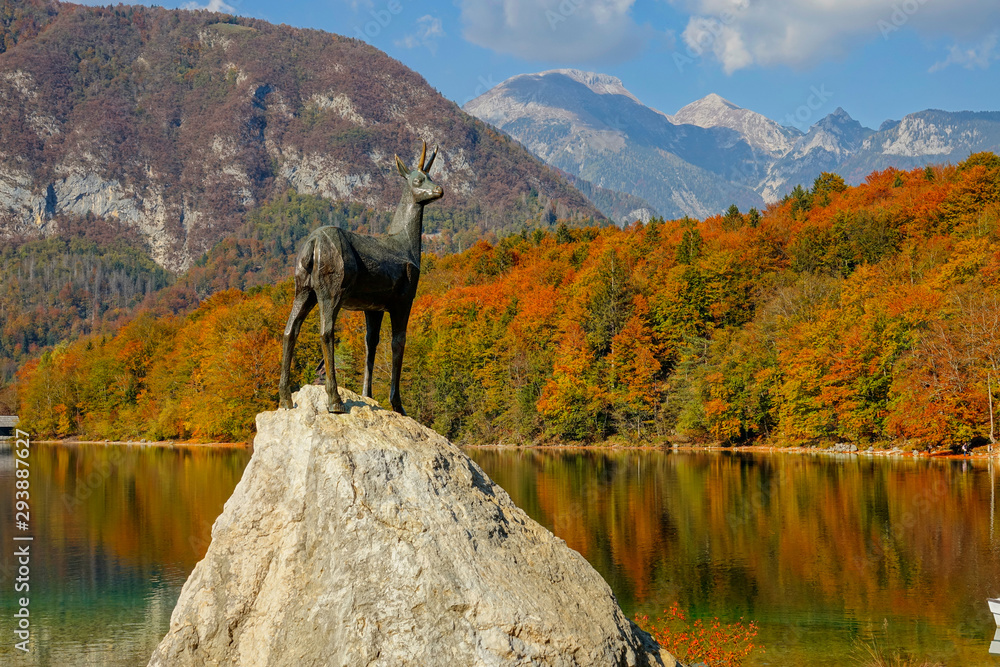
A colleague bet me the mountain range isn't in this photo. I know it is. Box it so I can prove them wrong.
[464,69,1000,221]
[5,2,996,268]
[0,1,601,271]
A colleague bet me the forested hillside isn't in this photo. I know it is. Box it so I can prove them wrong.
[0,215,172,409]
[14,154,1000,448]
[0,192,354,382]
[0,0,601,270]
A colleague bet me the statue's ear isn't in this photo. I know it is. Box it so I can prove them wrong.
[395,155,409,178]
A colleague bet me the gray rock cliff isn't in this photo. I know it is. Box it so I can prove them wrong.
[148,385,674,667]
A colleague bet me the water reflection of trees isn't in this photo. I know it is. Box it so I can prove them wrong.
[3,445,994,664]
[470,449,1000,658]
[0,444,249,581]
[0,443,249,665]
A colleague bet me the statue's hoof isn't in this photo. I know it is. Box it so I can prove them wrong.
[391,405,407,416]
[328,402,347,414]
[279,398,292,410]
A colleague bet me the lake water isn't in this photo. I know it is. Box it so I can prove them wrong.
[0,443,251,666]
[468,449,1000,666]
[1,444,998,666]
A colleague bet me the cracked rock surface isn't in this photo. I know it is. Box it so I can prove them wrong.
[148,385,675,667]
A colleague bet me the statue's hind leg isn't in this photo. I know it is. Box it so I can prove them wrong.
[362,310,384,398]
[279,288,317,409]
[317,292,346,414]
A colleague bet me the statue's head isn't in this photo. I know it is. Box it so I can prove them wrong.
[395,141,444,204]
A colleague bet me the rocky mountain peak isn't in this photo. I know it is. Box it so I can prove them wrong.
[787,108,873,162]
[670,93,799,157]
[537,69,643,103]
[464,68,646,127]
[811,108,872,143]
[672,92,740,120]
[828,107,852,121]
[464,72,770,219]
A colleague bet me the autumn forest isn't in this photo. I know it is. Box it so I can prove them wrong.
[10,153,1000,449]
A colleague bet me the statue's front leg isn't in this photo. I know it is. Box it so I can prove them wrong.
[279,290,315,409]
[388,306,411,415]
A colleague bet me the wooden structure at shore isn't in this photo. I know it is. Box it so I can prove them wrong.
[0,415,18,440]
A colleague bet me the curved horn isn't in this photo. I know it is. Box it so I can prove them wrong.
[424,145,437,173]
[419,141,427,172]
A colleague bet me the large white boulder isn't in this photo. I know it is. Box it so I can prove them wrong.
[149,385,674,667]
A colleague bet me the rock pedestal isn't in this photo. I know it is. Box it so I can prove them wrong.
[149,385,675,667]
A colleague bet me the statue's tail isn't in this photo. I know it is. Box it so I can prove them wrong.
[296,228,351,291]
[295,234,317,289]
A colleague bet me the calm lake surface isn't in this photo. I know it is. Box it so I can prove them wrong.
[2,444,999,666]
[0,443,252,666]
[469,449,1000,667]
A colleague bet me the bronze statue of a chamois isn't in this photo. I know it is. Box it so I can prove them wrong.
[278,141,443,414]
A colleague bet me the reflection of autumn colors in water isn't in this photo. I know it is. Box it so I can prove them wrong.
[468,449,1000,667]
[2,445,997,665]
[0,443,250,667]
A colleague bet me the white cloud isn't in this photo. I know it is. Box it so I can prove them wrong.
[183,0,235,12]
[930,32,1000,72]
[682,16,750,74]
[670,0,1000,73]
[456,0,650,64]
[395,15,445,55]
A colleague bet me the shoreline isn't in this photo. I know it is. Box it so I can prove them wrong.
[463,442,1000,460]
[17,439,998,460]
[31,439,251,449]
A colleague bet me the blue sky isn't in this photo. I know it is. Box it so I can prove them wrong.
[130,0,998,130]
